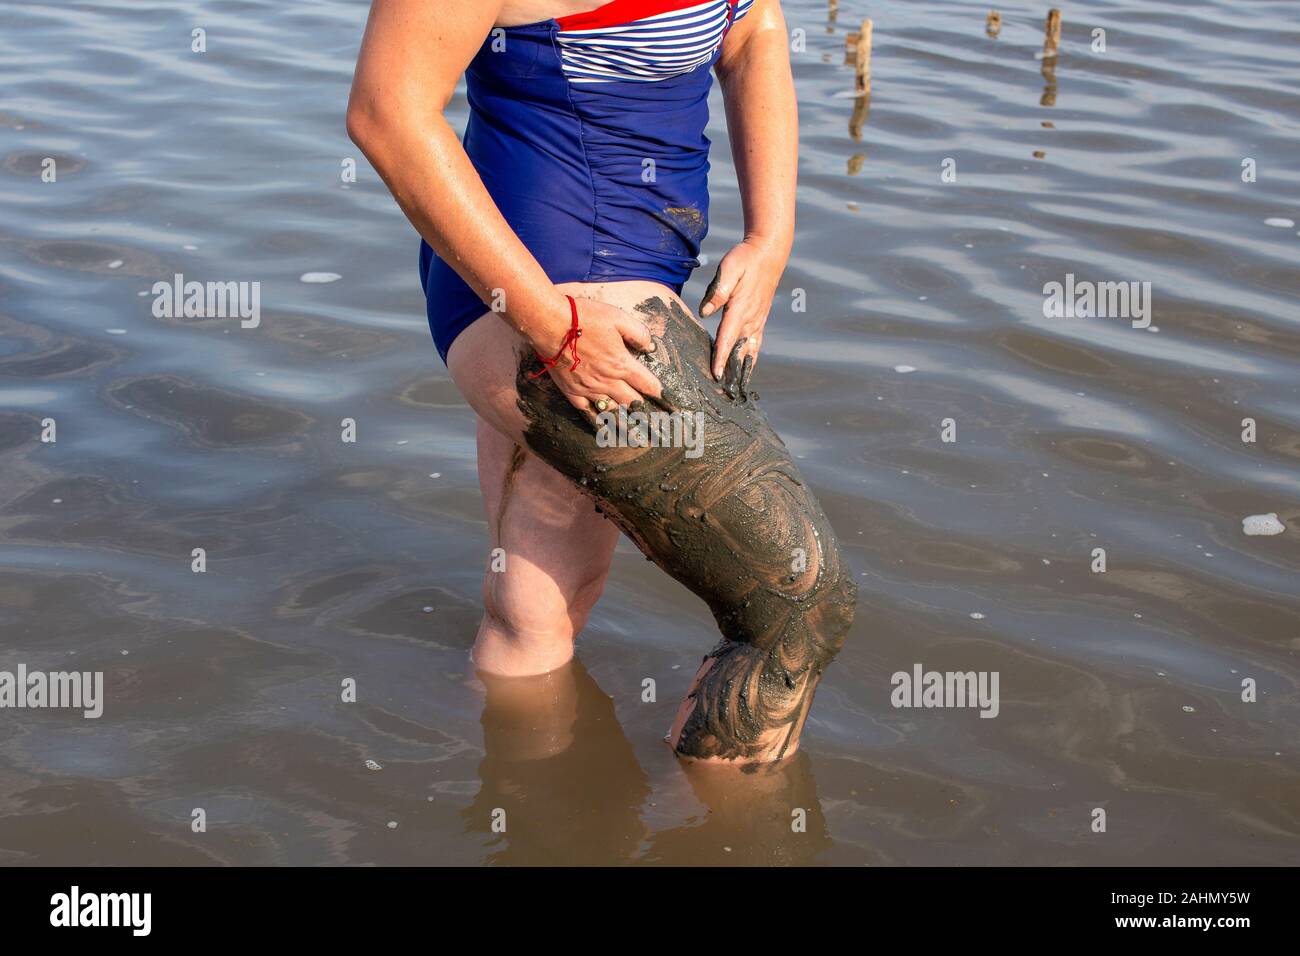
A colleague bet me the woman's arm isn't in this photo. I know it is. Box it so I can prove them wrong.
[703,0,798,382]
[347,0,659,411]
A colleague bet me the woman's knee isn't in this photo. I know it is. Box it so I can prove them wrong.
[482,559,610,645]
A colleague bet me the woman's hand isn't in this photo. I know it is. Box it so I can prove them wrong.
[699,238,787,386]
[530,296,664,421]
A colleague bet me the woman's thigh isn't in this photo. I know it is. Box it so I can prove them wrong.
[474,412,620,621]
[445,279,690,446]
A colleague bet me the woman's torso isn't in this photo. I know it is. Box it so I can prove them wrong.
[461,0,753,285]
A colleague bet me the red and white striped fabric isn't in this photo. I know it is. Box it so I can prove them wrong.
[555,0,755,84]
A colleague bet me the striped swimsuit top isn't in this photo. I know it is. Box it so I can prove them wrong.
[419,0,756,362]
[554,0,751,82]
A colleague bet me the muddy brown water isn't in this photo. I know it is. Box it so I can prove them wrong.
[0,0,1297,865]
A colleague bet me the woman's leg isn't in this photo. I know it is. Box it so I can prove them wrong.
[448,280,858,763]
[470,415,621,676]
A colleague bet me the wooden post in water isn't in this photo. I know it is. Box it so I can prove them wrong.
[846,18,872,138]
[1043,8,1062,59]
[986,10,1002,38]
[829,0,839,26]
[854,18,872,96]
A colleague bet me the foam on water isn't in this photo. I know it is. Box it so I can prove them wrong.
[1242,513,1286,536]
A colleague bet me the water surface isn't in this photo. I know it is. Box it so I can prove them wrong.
[1,0,1298,865]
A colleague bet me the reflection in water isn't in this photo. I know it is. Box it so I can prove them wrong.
[465,660,650,865]
[645,751,833,866]
[1040,9,1062,107]
[464,658,833,865]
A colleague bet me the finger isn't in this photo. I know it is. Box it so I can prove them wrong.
[699,257,743,318]
[623,360,664,402]
[607,382,643,408]
[721,337,747,399]
[740,333,762,397]
[739,353,755,396]
[712,320,741,380]
[615,315,654,354]
[568,394,600,431]
[699,271,728,319]
[635,366,681,414]
[645,384,681,415]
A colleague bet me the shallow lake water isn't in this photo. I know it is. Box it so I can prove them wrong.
[0,0,1297,864]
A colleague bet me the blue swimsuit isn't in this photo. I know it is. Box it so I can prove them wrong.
[419,0,753,362]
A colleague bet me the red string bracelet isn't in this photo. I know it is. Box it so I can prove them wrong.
[529,294,581,379]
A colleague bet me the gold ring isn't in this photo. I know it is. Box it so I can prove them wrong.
[595,398,609,411]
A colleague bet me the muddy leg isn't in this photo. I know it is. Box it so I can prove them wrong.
[515,296,858,762]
